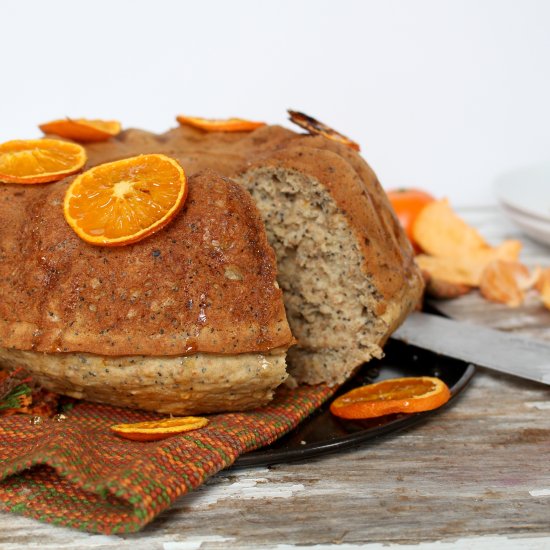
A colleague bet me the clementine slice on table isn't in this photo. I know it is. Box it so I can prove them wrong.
[64,154,187,246]
[330,376,451,419]
[0,139,86,184]
[39,118,121,143]
[288,110,360,151]
[176,115,265,132]
[111,416,209,442]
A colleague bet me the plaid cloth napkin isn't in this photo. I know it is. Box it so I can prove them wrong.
[0,368,334,534]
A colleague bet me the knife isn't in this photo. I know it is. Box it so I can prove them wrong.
[392,311,550,386]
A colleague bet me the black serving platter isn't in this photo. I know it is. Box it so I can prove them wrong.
[233,339,475,468]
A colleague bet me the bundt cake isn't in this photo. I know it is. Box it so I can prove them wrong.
[0,118,423,413]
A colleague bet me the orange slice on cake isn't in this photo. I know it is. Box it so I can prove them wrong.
[330,376,451,419]
[39,118,121,143]
[63,154,187,246]
[176,115,265,132]
[288,110,360,151]
[0,139,87,184]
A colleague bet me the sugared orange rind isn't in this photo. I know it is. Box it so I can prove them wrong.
[39,118,122,143]
[63,154,187,246]
[176,115,265,132]
[330,376,451,419]
[0,139,86,184]
[288,110,360,151]
[111,416,209,441]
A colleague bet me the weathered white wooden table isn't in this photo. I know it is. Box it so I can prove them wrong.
[1,207,549,549]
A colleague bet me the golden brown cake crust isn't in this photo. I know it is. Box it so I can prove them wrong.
[0,170,292,356]
[83,123,421,320]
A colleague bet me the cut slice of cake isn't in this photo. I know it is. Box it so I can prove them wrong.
[237,138,423,385]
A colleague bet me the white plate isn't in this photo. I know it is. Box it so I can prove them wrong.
[494,163,550,222]
[501,203,550,247]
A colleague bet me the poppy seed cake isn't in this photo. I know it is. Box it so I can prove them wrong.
[0,121,423,413]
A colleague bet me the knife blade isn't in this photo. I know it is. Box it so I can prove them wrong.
[392,311,550,385]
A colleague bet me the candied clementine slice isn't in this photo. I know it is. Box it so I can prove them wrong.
[330,376,451,419]
[111,416,209,441]
[0,139,86,184]
[176,115,265,132]
[64,154,187,246]
[288,110,360,151]
[39,118,121,143]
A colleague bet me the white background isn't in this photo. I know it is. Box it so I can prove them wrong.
[1,0,549,206]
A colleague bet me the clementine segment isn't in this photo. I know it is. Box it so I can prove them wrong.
[39,118,121,143]
[0,139,86,184]
[111,416,209,442]
[176,115,265,132]
[63,154,187,246]
[330,376,451,419]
